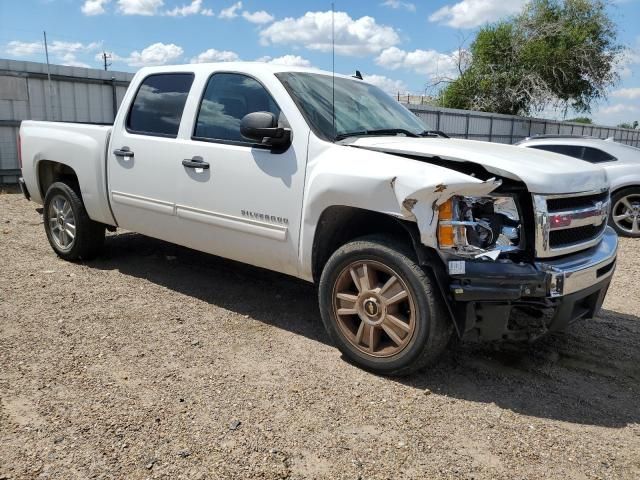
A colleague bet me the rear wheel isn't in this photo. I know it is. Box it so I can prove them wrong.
[43,181,105,261]
[318,235,452,376]
[609,187,640,237]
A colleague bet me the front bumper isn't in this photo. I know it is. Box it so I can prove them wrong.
[448,227,618,342]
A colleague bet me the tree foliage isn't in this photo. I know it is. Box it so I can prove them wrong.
[566,117,593,124]
[617,120,639,129]
[439,0,623,115]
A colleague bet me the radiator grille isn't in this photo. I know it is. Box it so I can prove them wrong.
[547,191,609,212]
[534,190,610,258]
[549,224,607,249]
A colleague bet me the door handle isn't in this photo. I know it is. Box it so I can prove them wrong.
[182,157,210,170]
[113,147,134,158]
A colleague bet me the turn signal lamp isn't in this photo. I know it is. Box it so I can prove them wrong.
[438,199,455,248]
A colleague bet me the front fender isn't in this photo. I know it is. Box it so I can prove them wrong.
[298,138,501,280]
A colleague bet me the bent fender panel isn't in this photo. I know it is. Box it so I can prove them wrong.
[299,140,502,280]
[391,176,502,248]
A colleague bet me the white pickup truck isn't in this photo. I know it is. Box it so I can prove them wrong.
[18,63,618,375]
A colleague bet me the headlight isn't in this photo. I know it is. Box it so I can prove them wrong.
[437,195,521,256]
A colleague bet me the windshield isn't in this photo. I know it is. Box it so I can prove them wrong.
[276,72,431,141]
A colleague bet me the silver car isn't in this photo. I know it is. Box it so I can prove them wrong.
[518,135,640,237]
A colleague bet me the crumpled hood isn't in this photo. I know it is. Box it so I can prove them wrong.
[348,137,608,194]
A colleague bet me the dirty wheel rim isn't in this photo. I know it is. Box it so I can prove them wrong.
[48,194,76,252]
[612,194,640,234]
[332,260,416,358]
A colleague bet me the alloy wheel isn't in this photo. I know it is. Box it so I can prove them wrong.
[332,260,416,358]
[612,194,640,235]
[48,194,76,251]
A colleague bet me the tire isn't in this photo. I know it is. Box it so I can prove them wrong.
[43,181,105,261]
[609,187,640,238]
[318,235,453,376]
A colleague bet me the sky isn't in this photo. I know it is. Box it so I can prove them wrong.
[1,0,639,127]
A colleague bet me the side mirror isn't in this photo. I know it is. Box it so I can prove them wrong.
[240,112,291,149]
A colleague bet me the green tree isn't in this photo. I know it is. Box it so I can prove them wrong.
[439,0,623,115]
[567,117,593,124]
[617,120,639,129]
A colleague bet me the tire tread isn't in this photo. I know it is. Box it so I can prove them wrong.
[43,181,105,261]
[319,234,452,376]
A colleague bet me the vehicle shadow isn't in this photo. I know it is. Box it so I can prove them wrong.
[92,231,640,428]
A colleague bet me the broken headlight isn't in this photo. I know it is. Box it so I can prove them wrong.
[437,195,521,257]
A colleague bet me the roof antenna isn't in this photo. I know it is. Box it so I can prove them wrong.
[331,1,336,141]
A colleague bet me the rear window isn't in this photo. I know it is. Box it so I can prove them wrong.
[581,146,617,163]
[127,73,194,137]
[530,144,617,163]
[531,144,583,159]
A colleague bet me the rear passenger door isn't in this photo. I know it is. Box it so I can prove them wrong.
[108,73,194,244]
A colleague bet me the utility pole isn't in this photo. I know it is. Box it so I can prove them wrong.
[101,51,112,71]
[43,31,57,121]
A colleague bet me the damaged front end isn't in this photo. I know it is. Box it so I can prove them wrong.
[436,194,522,260]
[389,171,615,344]
[391,172,529,262]
[391,175,505,253]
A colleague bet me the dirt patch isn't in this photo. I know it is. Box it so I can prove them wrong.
[1,193,639,479]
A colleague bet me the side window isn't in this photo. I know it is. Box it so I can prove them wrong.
[531,144,584,159]
[581,146,616,163]
[127,73,194,137]
[194,73,281,143]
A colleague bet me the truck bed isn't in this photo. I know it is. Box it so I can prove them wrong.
[19,121,116,226]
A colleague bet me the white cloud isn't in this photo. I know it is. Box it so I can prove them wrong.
[259,11,400,56]
[81,0,110,15]
[165,0,201,16]
[618,38,640,78]
[257,54,312,67]
[190,48,240,63]
[60,53,91,68]
[362,74,408,95]
[118,0,163,15]
[219,1,242,19]
[598,103,639,115]
[6,40,101,58]
[49,41,102,54]
[376,46,459,79]
[127,42,183,66]
[201,7,214,16]
[5,40,102,68]
[242,10,274,24]
[5,41,42,57]
[94,51,123,63]
[593,100,640,126]
[381,0,416,11]
[429,0,527,29]
[611,88,640,100]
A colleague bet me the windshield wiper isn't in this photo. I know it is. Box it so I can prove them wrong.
[419,130,450,138]
[335,128,421,141]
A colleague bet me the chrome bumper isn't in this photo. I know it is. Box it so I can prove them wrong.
[537,226,618,297]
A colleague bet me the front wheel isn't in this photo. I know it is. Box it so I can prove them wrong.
[43,181,105,261]
[609,187,640,237]
[318,235,453,376]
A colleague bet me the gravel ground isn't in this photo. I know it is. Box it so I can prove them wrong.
[1,192,639,480]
